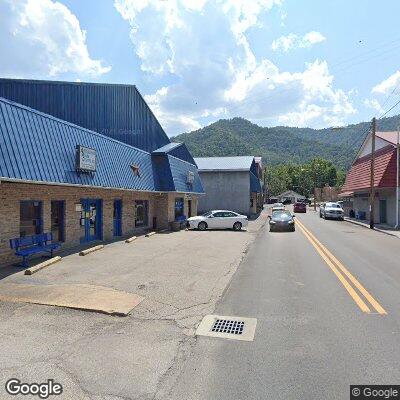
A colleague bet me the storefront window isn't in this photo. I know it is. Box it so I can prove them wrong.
[175,198,184,219]
[135,200,148,227]
[20,201,43,237]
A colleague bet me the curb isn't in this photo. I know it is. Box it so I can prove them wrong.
[145,232,156,237]
[79,245,104,256]
[125,236,137,243]
[344,218,399,239]
[25,256,62,275]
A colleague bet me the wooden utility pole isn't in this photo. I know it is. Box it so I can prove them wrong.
[313,160,317,211]
[369,117,376,229]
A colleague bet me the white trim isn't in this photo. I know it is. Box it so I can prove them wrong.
[0,177,205,195]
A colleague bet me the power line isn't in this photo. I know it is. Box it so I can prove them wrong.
[379,97,400,119]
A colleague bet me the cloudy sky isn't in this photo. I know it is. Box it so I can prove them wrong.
[1,0,400,136]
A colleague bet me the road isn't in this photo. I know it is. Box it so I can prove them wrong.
[165,208,400,400]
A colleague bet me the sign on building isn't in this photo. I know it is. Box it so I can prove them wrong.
[76,145,96,172]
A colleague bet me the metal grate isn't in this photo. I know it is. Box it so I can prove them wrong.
[211,319,245,335]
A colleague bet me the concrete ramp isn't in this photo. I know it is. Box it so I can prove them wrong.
[0,283,143,316]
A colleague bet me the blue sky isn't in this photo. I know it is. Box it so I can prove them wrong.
[1,0,400,136]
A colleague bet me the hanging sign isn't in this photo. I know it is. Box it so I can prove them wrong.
[76,145,96,172]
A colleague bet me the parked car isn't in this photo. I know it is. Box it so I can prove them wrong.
[293,202,306,213]
[271,203,285,212]
[269,210,295,232]
[187,210,248,231]
[320,202,344,220]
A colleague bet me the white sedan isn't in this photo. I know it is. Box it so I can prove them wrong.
[187,210,248,231]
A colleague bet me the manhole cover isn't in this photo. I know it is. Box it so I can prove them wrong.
[196,315,257,341]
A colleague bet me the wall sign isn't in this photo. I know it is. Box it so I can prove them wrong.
[76,145,96,172]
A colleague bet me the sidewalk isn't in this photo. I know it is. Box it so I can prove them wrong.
[344,217,400,239]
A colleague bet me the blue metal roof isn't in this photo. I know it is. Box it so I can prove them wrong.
[153,142,196,165]
[195,156,255,171]
[0,97,203,194]
[0,79,171,153]
[250,171,262,193]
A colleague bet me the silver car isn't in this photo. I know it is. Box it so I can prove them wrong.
[320,202,344,220]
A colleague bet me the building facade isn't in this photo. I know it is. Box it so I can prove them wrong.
[340,131,399,227]
[0,82,203,266]
[194,156,262,216]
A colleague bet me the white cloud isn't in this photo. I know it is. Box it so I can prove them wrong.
[372,70,400,95]
[271,30,326,52]
[115,1,353,134]
[0,0,111,78]
[364,98,384,114]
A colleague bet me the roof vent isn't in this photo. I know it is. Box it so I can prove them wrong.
[187,171,194,184]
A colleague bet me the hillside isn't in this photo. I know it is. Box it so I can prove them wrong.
[173,115,400,169]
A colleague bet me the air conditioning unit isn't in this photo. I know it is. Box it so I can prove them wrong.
[187,171,194,184]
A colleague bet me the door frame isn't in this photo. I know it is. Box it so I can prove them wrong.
[113,199,123,237]
[80,199,103,243]
[51,200,65,242]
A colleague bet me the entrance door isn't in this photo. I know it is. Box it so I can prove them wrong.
[379,199,387,224]
[80,199,102,242]
[113,199,122,237]
[20,201,43,237]
[51,200,65,242]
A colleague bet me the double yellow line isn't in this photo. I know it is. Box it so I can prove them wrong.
[296,218,387,315]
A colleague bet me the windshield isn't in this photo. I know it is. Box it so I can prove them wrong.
[326,203,341,208]
[272,211,292,220]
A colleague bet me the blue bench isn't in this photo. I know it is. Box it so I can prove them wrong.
[9,232,61,268]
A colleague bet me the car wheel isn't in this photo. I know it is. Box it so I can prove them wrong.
[319,212,322,218]
[198,221,207,231]
[269,226,274,232]
[291,226,295,232]
[233,221,242,231]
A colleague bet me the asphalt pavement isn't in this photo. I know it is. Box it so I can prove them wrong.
[165,208,400,400]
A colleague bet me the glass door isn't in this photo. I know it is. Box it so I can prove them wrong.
[80,199,103,242]
[51,200,65,242]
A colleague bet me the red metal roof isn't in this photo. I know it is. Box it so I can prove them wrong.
[341,145,397,193]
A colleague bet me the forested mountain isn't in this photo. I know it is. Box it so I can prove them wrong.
[173,115,400,169]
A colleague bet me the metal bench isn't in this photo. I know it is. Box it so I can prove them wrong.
[9,232,61,267]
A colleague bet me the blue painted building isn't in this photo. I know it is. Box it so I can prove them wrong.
[0,81,203,266]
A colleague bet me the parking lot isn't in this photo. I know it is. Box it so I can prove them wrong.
[0,212,267,400]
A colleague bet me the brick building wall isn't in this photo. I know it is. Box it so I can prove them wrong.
[0,181,198,266]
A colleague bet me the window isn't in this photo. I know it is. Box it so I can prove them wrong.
[213,212,226,217]
[174,198,184,219]
[20,201,42,237]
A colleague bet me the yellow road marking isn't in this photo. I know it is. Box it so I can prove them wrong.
[295,218,387,315]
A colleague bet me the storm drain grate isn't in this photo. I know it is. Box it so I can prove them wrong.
[211,319,245,335]
[196,315,257,341]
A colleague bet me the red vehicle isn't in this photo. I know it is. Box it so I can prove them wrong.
[293,202,307,213]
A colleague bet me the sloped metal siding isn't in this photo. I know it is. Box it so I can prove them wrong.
[168,155,204,193]
[0,98,156,191]
[0,79,170,153]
